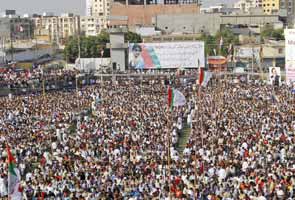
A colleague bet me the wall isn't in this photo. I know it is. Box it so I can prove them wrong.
[110,4,200,27]
[155,13,281,35]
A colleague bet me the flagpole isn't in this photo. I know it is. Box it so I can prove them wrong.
[168,116,171,200]
[168,86,172,200]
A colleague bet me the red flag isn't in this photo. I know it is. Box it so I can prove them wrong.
[199,68,204,85]
[40,156,46,167]
[167,86,173,108]
[199,161,204,174]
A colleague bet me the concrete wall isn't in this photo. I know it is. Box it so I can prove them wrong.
[220,14,280,25]
[0,18,10,38]
[110,4,200,27]
[156,13,221,35]
[109,30,127,71]
[155,13,281,35]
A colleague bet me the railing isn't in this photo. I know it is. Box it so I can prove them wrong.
[0,71,288,97]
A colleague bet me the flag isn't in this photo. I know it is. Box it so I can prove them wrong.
[167,87,186,109]
[6,145,22,200]
[259,45,263,63]
[213,49,217,56]
[199,68,212,87]
[202,71,212,87]
[228,43,233,55]
[219,36,223,49]
[40,155,46,167]
[199,161,204,174]
[199,67,204,85]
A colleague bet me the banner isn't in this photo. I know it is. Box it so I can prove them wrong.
[269,67,281,86]
[285,29,295,84]
[235,46,260,63]
[128,42,205,69]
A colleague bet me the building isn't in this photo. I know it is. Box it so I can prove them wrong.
[110,4,200,28]
[1,10,16,17]
[32,13,80,44]
[155,11,282,35]
[201,4,240,14]
[87,0,110,17]
[80,16,107,36]
[0,16,33,42]
[86,0,93,16]
[280,0,295,14]
[233,40,284,72]
[262,0,280,14]
[234,0,262,12]
[279,0,295,27]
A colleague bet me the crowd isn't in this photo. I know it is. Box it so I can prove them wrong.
[0,66,78,88]
[0,75,294,200]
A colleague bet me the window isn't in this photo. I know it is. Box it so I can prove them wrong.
[278,48,283,54]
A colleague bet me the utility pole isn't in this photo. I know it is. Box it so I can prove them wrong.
[285,0,289,28]
[10,24,14,62]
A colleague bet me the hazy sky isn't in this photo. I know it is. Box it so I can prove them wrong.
[1,0,86,15]
[0,0,238,15]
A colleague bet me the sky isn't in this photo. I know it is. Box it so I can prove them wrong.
[0,0,238,16]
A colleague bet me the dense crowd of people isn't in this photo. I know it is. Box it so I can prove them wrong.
[0,75,294,199]
[0,66,78,88]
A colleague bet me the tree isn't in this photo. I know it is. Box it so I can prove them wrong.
[64,31,142,63]
[215,28,239,56]
[198,28,239,57]
[64,32,110,63]
[125,31,142,43]
[261,24,284,41]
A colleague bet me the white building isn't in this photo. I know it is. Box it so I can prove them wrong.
[87,0,110,18]
[32,13,80,44]
[80,16,106,36]
[86,0,93,16]
[234,0,262,12]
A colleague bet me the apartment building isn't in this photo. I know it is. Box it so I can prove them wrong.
[0,10,33,41]
[280,0,295,15]
[234,0,262,12]
[87,0,110,17]
[32,13,80,44]
[262,0,280,14]
[80,16,107,36]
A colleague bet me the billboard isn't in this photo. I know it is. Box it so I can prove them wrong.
[285,29,295,84]
[269,67,281,86]
[235,46,260,63]
[128,42,205,70]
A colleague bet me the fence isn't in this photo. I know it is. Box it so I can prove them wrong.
[0,71,286,97]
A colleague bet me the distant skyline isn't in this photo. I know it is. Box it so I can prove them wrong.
[0,0,238,16]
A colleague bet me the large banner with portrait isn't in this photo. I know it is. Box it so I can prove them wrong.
[269,67,281,86]
[128,42,205,69]
[285,29,295,84]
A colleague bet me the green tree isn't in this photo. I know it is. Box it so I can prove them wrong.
[125,31,142,43]
[261,24,284,41]
[64,31,142,63]
[199,33,217,56]
[64,31,110,63]
[199,29,239,57]
[215,28,239,56]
